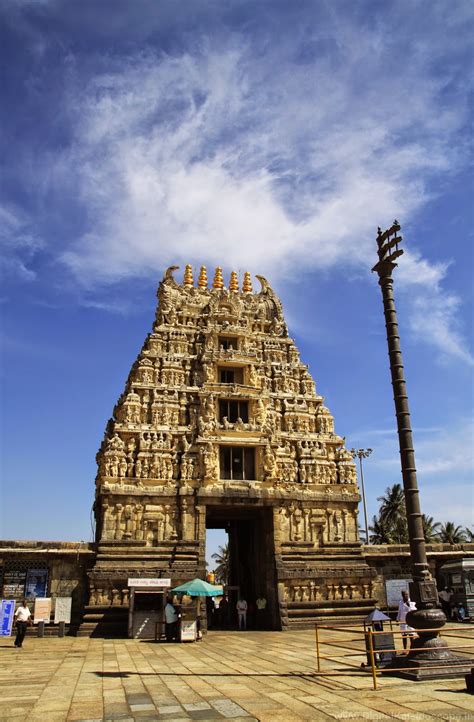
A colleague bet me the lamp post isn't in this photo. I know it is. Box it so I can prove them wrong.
[350,448,372,545]
[372,221,469,679]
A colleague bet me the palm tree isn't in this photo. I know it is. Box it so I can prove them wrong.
[464,527,474,541]
[422,515,441,543]
[378,483,405,522]
[211,543,229,585]
[377,483,408,543]
[436,522,467,544]
[369,514,392,544]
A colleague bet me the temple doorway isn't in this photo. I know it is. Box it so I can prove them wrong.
[206,504,279,630]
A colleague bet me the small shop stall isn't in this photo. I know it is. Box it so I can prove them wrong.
[172,578,224,642]
[128,577,171,639]
[439,559,474,620]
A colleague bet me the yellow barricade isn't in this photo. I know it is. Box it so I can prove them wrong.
[314,621,474,690]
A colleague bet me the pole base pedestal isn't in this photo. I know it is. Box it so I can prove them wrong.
[387,608,473,680]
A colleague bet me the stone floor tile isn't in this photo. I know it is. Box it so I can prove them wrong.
[210,698,250,718]
[158,705,186,714]
[129,703,157,711]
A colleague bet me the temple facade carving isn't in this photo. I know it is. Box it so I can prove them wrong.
[89,264,376,628]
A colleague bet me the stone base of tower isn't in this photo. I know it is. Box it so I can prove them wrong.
[78,536,205,637]
[277,544,377,629]
[80,495,377,637]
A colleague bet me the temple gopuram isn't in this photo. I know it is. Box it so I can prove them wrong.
[84,264,376,633]
[1,266,472,635]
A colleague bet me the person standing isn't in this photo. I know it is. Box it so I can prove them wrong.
[438,587,452,619]
[219,595,229,629]
[397,590,416,652]
[256,595,267,629]
[236,597,248,630]
[14,599,32,648]
[164,597,178,642]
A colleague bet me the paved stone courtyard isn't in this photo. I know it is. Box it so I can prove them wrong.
[1,629,473,721]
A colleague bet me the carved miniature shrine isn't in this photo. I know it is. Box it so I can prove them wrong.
[87,265,376,633]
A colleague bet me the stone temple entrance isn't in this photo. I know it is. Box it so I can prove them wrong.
[85,264,377,637]
[206,504,279,630]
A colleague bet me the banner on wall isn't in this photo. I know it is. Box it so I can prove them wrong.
[54,597,72,624]
[25,569,48,598]
[34,597,52,624]
[0,600,16,637]
[2,570,27,598]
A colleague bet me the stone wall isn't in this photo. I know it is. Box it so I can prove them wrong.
[0,541,94,629]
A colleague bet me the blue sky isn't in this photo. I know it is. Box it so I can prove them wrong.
[1,0,473,563]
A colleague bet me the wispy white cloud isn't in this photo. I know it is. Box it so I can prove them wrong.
[3,3,473,363]
[370,418,474,477]
[0,204,43,281]
[363,418,474,527]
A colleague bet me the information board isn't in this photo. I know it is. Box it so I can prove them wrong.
[180,620,197,642]
[54,597,72,624]
[34,597,52,624]
[2,570,26,598]
[26,569,48,598]
[0,600,16,637]
[385,578,412,607]
[128,578,171,588]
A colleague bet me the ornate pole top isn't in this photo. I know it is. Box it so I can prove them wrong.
[372,220,403,277]
[212,267,224,289]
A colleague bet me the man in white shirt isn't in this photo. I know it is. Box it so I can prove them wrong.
[438,587,452,619]
[14,599,32,648]
[396,590,416,652]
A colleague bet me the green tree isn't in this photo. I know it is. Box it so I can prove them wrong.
[464,527,474,541]
[436,522,467,544]
[422,515,441,543]
[211,543,229,585]
[369,514,392,544]
[376,483,408,543]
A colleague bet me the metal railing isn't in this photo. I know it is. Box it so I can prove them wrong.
[314,622,474,690]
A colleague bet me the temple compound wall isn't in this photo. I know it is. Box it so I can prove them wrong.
[85,265,373,633]
[1,541,472,635]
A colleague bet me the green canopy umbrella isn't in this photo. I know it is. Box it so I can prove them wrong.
[172,578,223,597]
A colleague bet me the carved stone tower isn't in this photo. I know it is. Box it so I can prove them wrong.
[88,265,375,633]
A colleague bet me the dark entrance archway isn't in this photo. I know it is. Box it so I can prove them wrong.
[206,504,279,631]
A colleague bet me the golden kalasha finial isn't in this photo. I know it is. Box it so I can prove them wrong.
[183,264,194,288]
[229,271,239,292]
[212,266,224,289]
[242,271,252,293]
[198,265,208,288]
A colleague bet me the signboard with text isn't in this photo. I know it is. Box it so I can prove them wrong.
[34,597,52,624]
[127,578,170,588]
[0,600,16,637]
[180,620,197,642]
[2,570,26,598]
